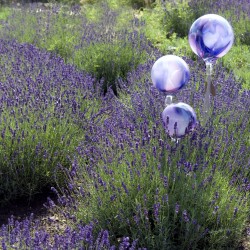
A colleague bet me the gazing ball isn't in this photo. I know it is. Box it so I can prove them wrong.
[151,55,190,93]
[188,14,234,63]
[162,102,197,138]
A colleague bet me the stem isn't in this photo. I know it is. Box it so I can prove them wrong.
[165,95,173,106]
[204,62,213,114]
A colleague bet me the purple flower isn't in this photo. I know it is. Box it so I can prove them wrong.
[153,203,161,222]
[233,207,238,217]
[119,236,130,250]
[182,210,190,222]
[122,182,129,195]
[163,176,168,188]
[213,206,219,214]
[175,203,180,214]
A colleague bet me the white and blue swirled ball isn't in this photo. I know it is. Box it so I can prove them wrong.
[188,14,234,63]
[162,102,197,138]
[151,55,190,93]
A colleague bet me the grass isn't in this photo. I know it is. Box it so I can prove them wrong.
[0,6,10,19]
[221,44,250,88]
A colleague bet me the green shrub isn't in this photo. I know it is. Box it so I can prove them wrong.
[222,44,250,89]
[0,105,83,205]
[48,0,80,5]
[39,12,81,62]
[127,0,155,8]
[0,6,10,20]
[139,2,194,55]
[160,0,195,38]
[81,0,155,8]
[75,132,249,249]
[0,6,83,61]
[72,41,147,95]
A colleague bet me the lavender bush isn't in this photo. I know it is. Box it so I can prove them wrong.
[0,39,107,204]
[66,57,250,249]
[0,4,83,58]
[66,4,153,95]
[0,3,153,95]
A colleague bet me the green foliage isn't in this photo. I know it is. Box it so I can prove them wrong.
[72,41,147,95]
[139,5,166,46]
[140,0,250,89]
[75,130,249,249]
[81,0,155,9]
[38,12,81,62]
[81,3,102,22]
[222,44,250,89]
[0,106,83,205]
[0,6,10,20]
[162,33,194,58]
[161,0,194,38]
[127,0,155,8]
[80,0,100,4]
[235,18,250,46]
[0,7,82,62]
[48,0,81,5]
[0,7,10,30]
[139,2,193,56]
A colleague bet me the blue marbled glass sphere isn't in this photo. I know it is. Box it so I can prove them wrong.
[151,55,190,93]
[188,14,234,63]
[162,102,197,138]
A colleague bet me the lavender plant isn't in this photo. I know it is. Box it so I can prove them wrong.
[0,39,105,205]
[0,213,138,249]
[0,3,152,95]
[62,56,250,249]
[160,0,194,38]
[70,4,152,95]
[0,4,83,59]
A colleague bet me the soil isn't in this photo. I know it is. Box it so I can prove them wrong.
[240,225,250,250]
[0,190,55,226]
